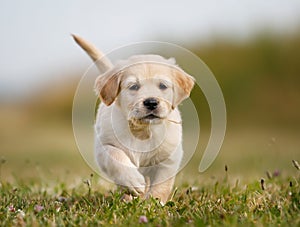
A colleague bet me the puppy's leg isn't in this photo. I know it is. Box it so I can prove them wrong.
[144,148,182,203]
[96,144,146,195]
[141,164,177,204]
[146,146,182,204]
[148,177,175,204]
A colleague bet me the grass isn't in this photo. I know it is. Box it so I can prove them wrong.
[1,162,299,226]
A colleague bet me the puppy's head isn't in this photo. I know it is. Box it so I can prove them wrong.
[95,55,194,124]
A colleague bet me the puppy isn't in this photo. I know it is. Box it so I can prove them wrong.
[73,35,194,203]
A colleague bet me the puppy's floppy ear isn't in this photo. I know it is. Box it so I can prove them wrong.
[95,71,122,106]
[172,69,195,108]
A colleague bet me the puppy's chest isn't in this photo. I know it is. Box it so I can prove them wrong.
[129,138,177,167]
[127,123,181,167]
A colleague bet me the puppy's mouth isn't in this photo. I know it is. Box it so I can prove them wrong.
[142,114,161,120]
[134,113,163,124]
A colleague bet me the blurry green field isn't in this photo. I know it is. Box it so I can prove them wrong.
[1,123,299,186]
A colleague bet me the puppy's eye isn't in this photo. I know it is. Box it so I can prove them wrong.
[129,83,140,91]
[159,82,168,90]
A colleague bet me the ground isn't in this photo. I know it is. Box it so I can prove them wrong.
[1,159,299,226]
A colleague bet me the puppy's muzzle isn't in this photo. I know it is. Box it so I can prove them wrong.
[143,98,159,111]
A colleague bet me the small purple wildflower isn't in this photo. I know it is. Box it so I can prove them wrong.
[8,205,16,212]
[273,170,280,177]
[139,215,148,224]
[34,205,44,213]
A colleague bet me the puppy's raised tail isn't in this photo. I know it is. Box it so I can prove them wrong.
[72,34,113,73]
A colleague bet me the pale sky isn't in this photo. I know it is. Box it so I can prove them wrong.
[0,0,300,101]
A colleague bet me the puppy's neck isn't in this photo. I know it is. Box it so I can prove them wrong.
[128,119,151,140]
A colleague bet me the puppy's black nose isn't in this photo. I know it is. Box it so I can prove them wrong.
[143,98,159,110]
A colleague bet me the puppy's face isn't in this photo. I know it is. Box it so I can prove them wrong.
[118,63,174,124]
[95,57,194,124]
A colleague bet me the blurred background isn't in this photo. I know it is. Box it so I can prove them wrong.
[1,0,300,186]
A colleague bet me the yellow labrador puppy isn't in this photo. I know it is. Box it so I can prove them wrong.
[73,35,194,203]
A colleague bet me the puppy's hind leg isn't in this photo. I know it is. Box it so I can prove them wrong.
[148,177,175,204]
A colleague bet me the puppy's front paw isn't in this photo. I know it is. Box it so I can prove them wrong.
[114,168,146,196]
